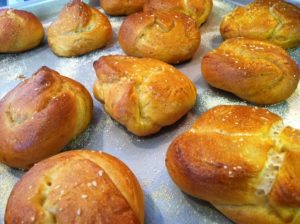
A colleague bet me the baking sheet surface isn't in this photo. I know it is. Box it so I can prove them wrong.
[0,1,300,223]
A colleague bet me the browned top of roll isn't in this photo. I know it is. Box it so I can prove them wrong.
[166,105,300,224]
[93,55,197,136]
[220,0,300,49]
[118,10,200,64]
[201,37,300,105]
[48,0,112,57]
[0,9,44,53]
[100,0,145,16]
[5,150,144,224]
[144,0,213,26]
[0,66,93,169]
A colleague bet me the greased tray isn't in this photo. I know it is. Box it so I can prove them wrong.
[0,1,300,223]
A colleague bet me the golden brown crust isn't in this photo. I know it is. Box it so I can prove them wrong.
[144,0,213,26]
[220,0,300,49]
[93,55,197,136]
[0,9,44,53]
[48,0,112,57]
[201,37,300,105]
[100,0,145,16]
[118,11,200,64]
[166,105,300,224]
[0,66,93,169]
[5,150,144,224]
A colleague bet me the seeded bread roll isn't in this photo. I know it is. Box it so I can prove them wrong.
[93,55,197,136]
[220,0,300,49]
[0,9,44,53]
[118,10,200,64]
[100,0,145,16]
[0,66,93,169]
[48,0,112,57]
[166,105,300,224]
[201,38,300,105]
[144,0,213,26]
[5,150,144,224]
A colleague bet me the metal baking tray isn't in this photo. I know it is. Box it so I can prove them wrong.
[0,0,299,223]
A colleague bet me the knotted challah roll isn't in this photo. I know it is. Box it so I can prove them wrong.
[0,66,93,169]
[166,105,300,224]
[144,0,213,26]
[93,55,197,136]
[0,9,44,53]
[100,0,145,16]
[220,0,300,49]
[5,150,144,224]
[119,10,200,64]
[201,38,300,105]
[48,0,112,57]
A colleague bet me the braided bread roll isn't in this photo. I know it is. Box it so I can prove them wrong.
[0,9,44,53]
[100,0,145,16]
[48,0,112,57]
[166,105,300,224]
[0,66,93,169]
[144,0,212,26]
[201,38,300,105]
[119,10,200,64]
[220,0,300,49]
[93,55,197,136]
[5,150,144,224]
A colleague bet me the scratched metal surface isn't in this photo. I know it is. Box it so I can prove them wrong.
[0,0,300,223]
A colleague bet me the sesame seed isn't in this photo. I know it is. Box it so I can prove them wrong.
[92,181,97,187]
[87,182,92,187]
[54,185,61,189]
[60,190,64,195]
[98,170,104,176]
[81,194,88,199]
[30,216,35,221]
[28,185,32,190]
[77,208,81,216]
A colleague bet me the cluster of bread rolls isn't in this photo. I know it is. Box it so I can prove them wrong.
[1,0,300,223]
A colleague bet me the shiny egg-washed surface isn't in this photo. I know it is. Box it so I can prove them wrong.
[0,0,299,223]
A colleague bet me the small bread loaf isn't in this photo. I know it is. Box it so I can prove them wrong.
[220,0,300,49]
[93,55,197,136]
[5,150,144,224]
[0,66,93,169]
[100,0,145,16]
[201,38,300,105]
[0,9,44,53]
[166,105,300,224]
[48,0,112,57]
[119,11,200,64]
[144,0,213,26]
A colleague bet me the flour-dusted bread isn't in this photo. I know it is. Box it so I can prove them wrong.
[93,55,197,136]
[220,0,300,49]
[144,0,212,26]
[48,0,112,57]
[0,66,93,169]
[5,150,144,224]
[0,9,44,53]
[166,105,300,224]
[100,0,145,16]
[201,38,300,105]
[119,10,200,64]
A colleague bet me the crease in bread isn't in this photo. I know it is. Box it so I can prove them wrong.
[5,150,144,224]
[201,37,300,105]
[220,0,300,48]
[0,66,93,169]
[166,105,300,224]
[93,55,197,136]
[48,0,112,57]
[144,0,213,26]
